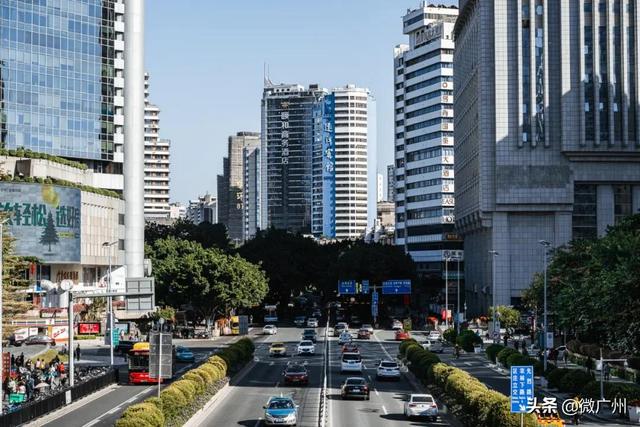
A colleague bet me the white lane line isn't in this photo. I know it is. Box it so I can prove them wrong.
[381,405,388,415]
[269,361,274,366]
[465,361,472,366]
[253,417,262,427]
[83,420,101,427]
[106,406,121,415]
[374,388,380,396]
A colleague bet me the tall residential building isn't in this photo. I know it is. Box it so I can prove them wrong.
[169,202,186,220]
[393,4,460,278]
[377,174,385,202]
[243,145,261,241]
[143,73,171,220]
[454,0,640,315]
[226,132,260,242]
[216,157,229,226]
[387,164,396,202]
[261,82,326,234]
[186,194,217,225]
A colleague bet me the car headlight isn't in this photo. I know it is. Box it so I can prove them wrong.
[265,413,275,421]
[285,413,296,421]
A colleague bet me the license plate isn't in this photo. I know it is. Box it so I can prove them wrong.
[353,388,360,391]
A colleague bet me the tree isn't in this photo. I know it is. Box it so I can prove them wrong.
[145,219,230,251]
[39,211,59,252]
[488,306,521,331]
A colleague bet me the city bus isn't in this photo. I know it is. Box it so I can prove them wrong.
[128,342,176,384]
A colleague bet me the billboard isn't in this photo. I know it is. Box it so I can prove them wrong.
[382,279,412,295]
[78,322,101,335]
[0,183,81,263]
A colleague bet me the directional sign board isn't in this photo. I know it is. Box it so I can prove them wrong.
[112,328,120,347]
[382,280,412,295]
[149,332,173,379]
[361,280,370,294]
[510,365,534,413]
[338,280,356,295]
[371,290,379,317]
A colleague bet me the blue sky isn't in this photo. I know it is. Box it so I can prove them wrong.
[145,0,457,203]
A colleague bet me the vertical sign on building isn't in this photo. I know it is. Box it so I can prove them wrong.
[281,105,289,165]
[321,94,336,238]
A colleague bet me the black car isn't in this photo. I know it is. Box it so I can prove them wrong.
[341,377,370,400]
[24,335,55,346]
[283,363,309,385]
[302,329,317,343]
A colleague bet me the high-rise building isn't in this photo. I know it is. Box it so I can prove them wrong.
[454,0,640,315]
[226,132,260,242]
[393,4,460,277]
[261,82,326,234]
[216,157,229,226]
[377,174,385,202]
[186,194,217,225]
[243,145,261,241]
[387,164,396,202]
[143,73,171,220]
[169,202,186,221]
[311,93,336,238]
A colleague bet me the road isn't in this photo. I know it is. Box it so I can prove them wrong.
[195,326,459,427]
[27,333,254,427]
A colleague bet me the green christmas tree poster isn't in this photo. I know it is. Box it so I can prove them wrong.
[40,211,59,252]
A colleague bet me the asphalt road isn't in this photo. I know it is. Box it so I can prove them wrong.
[193,326,324,427]
[29,333,253,427]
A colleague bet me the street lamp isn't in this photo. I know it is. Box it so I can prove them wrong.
[103,240,118,366]
[454,255,462,335]
[444,256,449,329]
[489,250,499,343]
[539,240,551,372]
[0,217,11,414]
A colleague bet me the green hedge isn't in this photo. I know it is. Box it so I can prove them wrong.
[456,329,482,352]
[557,369,594,394]
[116,337,254,427]
[582,380,640,401]
[0,174,121,199]
[486,344,505,363]
[399,338,419,357]
[1,147,88,170]
[505,353,543,376]
[443,328,457,344]
[497,347,519,366]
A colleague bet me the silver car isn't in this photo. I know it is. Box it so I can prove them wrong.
[404,394,438,421]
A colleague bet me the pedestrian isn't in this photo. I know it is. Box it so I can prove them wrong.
[514,340,520,351]
[563,349,568,366]
[10,354,15,368]
[586,356,593,375]
[572,395,582,424]
[604,363,610,381]
[19,352,25,367]
[75,343,81,361]
[503,334,509,347]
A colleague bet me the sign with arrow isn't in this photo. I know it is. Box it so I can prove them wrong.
[371,290,379,317]
[510,365,534,413]
[381,279,411,295]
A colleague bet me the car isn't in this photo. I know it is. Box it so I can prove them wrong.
[423,339,444,353]
[333,322,348,337]
[341,352,363,373]
[341,377,370,400]
[361,324,374,334]
[302,329,317,343]
[269,342,287,357]
[306,318,319,328]
[263,324,278,335]
[263,396,298,426]
[294,316,306,327]
[175,345,195,362]
[341,342,359,353]
[357,329,371,340]
[404,393,438,421]
[428,330,442,340]
[24,335,54,346]
[312,309,322,318]
[338,331,352,345]
[376,360,401,380]
[391,319,403,330]
[395,330,411,341]
[297,340,315,355]
[283,363,309,385]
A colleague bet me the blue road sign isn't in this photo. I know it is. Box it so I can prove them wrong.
[510,365,534,413]
[371,290,379,317]
[361,280,370,294]
[338,280,356,295]
[382,280,412,295]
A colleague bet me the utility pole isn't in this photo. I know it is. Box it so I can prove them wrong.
[0,218,9,414]
[103,241,118,366]
[539,240,551,372]
[444,257,449,329]
[456,255,461,335]
[489,250,499,343]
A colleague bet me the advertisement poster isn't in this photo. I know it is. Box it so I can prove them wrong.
[0,183,81,263]
[78,322,101,335]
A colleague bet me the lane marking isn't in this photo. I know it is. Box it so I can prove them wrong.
[374,388,380,396]
[381,405,388,415]
[106,406,121,415]
[253,417,262,427]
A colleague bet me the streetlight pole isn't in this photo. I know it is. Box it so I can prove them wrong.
[489,250,499,343]
[456,255,461,335]
[444,256,449,329]
[539,240,551,373]
[0,218,10,414]
[103,241,118,366]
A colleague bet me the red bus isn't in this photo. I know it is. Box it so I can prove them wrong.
[128,342,176,384]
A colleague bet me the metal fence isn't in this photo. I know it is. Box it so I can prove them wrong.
[0,368,118,427]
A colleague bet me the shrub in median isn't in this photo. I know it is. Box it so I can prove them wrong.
[486,344,505,363]
[443,328,457,344]
[456,329,482,352]
[116,402,164,427]
[399,338,419,357]
[183,372,206,394]
[558,369,593,394]
[583,380,640,401]
[547,368,570,389]
[497,347,519,366]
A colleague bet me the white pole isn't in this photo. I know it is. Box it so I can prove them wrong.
[543,247,548,372]
[0,222,4,414]
[456,256,461,335]
[157,329,162,398]
[108,245,113,366]
[600,348,604,400]
[69,291,74,387]
[445,257,449,329]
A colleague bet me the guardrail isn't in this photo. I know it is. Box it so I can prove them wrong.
[318,315,329,427]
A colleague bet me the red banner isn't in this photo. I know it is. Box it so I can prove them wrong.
[78,322,101,335]
[2,352,10,381]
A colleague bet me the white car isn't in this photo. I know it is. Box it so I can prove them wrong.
[361,324,374,334]
[391,320,403,331]
[341,352,363,373]
[428,331,442,340]
[297,340,315,355]
[333,322,348,337]
[404,394,438,421]
[376,360,401,380]
[423,339,444,353]
[306,318,319,328]
[263,324,278,335]
[338,331,352,345]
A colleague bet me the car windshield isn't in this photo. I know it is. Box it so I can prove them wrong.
[268,399,294,409]
[264,325,273,329]
[304,329,315,334]
[345,378,365,385]
[362,324,372,328]
[412,396,434,403]
[286,366,306,374]
[295,316,305,320]
[343,354,361,361]
[299,341,313,346]
[381,362,398,368]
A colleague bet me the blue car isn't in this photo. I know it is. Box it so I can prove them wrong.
[175,346,195,363]
[263,396,298,426]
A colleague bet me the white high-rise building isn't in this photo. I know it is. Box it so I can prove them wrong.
[394,4,460,277]
[333,85,372,240]
[143,73,171,220]
[377,173,385,202]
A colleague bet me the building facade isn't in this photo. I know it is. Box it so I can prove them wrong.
[216,157,229,226]
[186,194,216,225]
[454,0,640,315]
[387,164,396,202]
[143,73,170,220]
[377,173,384,202]
[261,82,326,234]
[243,145,260,241]
[394,4,461,277]
[311,93,336,238]
[226,132,259,242]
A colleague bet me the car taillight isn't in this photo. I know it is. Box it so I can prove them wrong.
[363,386,368,391]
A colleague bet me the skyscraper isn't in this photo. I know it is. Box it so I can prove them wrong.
[377,174,384,202]
[216,157,229,226]
[454,0,640,315]
[393,4,460,277]
[387,164,396,202]
[261,82,326,234]
[311,93,336,238]
[243,145,261,241]
[226,132,260,242]
[143,73,171,220]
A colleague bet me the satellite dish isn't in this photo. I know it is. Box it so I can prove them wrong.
[60,280,74,292]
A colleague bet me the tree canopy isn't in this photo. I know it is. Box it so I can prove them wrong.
[145,219,231,251]
[522,214,640,355]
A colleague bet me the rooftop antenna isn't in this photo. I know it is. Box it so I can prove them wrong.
[264,62,273,87]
